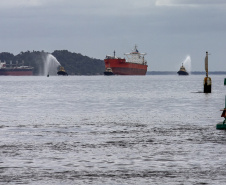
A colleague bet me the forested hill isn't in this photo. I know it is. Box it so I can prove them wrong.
[0,50,105,75]
[52,50,105,75]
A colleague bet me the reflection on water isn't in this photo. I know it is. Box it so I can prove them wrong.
[0,75,226,184]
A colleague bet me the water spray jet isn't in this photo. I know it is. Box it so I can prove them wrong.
[43,54,61,76]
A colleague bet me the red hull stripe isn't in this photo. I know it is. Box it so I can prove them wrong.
[0,71,33,76]
[104,59,148,75]
[112,67,146,75]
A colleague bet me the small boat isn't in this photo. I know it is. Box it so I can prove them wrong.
[57,66,68,76]
[104,68,114,75]
[177,63,189,75]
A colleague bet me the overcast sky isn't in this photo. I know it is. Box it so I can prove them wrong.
[0,0,226,71]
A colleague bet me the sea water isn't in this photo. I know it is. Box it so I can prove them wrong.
[0,75,226,184]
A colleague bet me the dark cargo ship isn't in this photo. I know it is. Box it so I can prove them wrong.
[0,61,33,76]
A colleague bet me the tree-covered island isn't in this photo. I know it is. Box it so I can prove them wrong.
[0,50,105,75]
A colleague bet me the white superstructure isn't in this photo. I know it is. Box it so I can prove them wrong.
[124,45,147,65]
[0,61,6,68]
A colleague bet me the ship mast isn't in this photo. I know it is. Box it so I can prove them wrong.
[134,44,138,52]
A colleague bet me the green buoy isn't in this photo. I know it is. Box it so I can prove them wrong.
[216,122,226,130]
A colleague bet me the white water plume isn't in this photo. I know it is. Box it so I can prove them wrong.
[181,55,191,74]
[44,54,61,76]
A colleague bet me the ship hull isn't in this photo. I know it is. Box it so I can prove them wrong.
[104,71,114,75]
[57,71,68,76]
[177,71,189,75]
[104,58,147,75]
[0,69,33,76]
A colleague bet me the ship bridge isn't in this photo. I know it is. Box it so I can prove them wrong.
[124,45,147,65]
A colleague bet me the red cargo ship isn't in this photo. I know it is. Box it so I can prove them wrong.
[0,61,33,76]
[104,45,148,75]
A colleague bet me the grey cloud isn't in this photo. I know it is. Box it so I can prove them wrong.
[156,0,226,6]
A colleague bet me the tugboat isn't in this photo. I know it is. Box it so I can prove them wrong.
[104,67,114,75]
[57,66,68,76]
[177,63,189,75]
